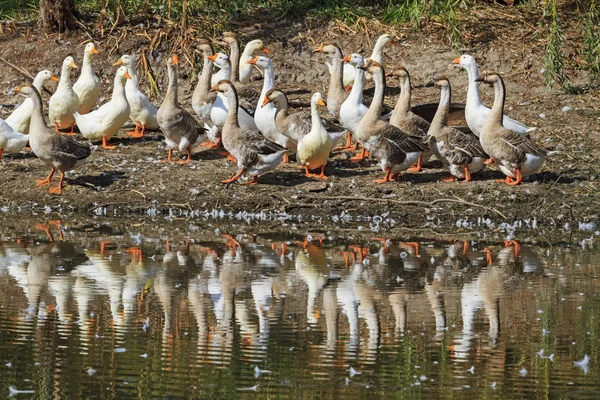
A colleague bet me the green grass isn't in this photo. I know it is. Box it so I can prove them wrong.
[543,0,569,88]
[581,0,600,82]
[0,0,37,19]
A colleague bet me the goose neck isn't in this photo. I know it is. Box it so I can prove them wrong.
[466,63,482,106]
[365,69,385,121]
[224,88,239,127]
[229,41,241,82]
[393,75,412,116]
[488,79,506,126]
[431,85,451,131]
[58,64,72,89]
[165,63,179,106]
[348,66,364,103]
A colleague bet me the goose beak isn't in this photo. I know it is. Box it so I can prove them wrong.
[317,98,326,106]
[70,61,78,69]
[113,59,123,66]
[261,96,271,108]
[50,75,60,82]
[262,46,269,54]
[474,77,483,82]
[207,54,217,62]
[451,56,461,64]
[247,56,258,65]
[123,71,132,79]
[91,46,99,54]
[14,85,21,93]
[341,55,351,63]
[385,71,393,77]
[172,55,179,64]
[422,79,436,88]
[312,43,324,53]
[210,84,218,92]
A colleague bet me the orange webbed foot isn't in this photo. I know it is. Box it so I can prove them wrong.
[440,176,457,182]
[484,158,495,165]
[48,185,62,195]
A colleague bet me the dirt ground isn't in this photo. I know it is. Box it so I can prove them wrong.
[0,9,599,236]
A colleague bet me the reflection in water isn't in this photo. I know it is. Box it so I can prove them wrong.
[1,226,600,398]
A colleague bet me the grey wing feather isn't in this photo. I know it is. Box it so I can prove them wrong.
[446,128,489,159]
[242,130,285,155]
[382,124,429,153]
[55,135,91,161]
[500,128,547,158]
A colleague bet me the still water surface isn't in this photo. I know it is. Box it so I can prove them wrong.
[0,222,599,398]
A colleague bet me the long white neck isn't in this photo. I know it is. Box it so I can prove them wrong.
[125,63,140,91]
[259,62,275,100]
[81,53,94,76]
[112,75,127,103]
[347,64,364,104]
[58,64,72,89]
[219,62,232,80]
[365,68,385,121]
[241,45,256,60]
[310,99,322,132]
[370,39,387,63]
[465,62,482,107]
[32,75,47,92]
[431,85,451,132]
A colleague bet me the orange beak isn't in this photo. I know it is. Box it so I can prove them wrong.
[70,61,78,69]
[172,55,179,64]
[341,55,351,63]
[50,75,60,82]
[210,84,218,92]
[451,56,461,64]
[91,46,99,54]
[14,85,21,93]
[123,71,132,79]
[261,95,271,108]
[207,54,217,62]
[312,43,324,53]
[317,98,325,106]
[247,56,258,65]
[113,59,123,66]
[262,46,269,54]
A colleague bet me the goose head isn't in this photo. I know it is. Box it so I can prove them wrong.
[358,59,383,76]
[451,54,476,69]
[313,41,343,58]
[116,65,133,82]
[210,79,235,94]
[196,39,214,57]
[474,70,501,86]
[246,39,269,54]
[385,65,409,80]
[341,53,365,68]
[14,84,37,99]
[36,69,60,83]
[376,33,392,47]
[261,88,285,108]
[63,56,78,71]
[208,52,230,69]
[311,92,326,107]
[246,55,271,71]
[113,54,134,68]
[220,31,240,47]
[84,42,99,56]
[166,54,179,67]
[423,75,450,89]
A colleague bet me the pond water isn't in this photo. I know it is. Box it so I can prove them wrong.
[0,221,599,399]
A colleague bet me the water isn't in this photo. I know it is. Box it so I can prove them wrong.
[1,221,600,398]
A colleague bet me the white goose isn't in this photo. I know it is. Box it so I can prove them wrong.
[0,118,28,159]
[113,54,159,138]
[239,39,270,84]
[73,42,101,114]
[328,33,393,88]
[249,55,296,160]
[452,54,533,137]
[209,53,259,134]
[48,56,80,134]
[74,66,132,149]
[338,53,368,151]
[6,70,59,134]
[191,39,219,147]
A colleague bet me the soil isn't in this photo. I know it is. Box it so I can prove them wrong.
[0,8,599,238]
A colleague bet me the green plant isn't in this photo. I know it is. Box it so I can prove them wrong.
[581,0,600,82]
[543,0,569,88]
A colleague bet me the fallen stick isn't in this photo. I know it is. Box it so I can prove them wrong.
[297,194,508,220]
[0,57,54,95]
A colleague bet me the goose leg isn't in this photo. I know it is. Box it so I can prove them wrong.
[305,165,328,180]
[484,158,495,165]
[161,149,174,163]
[407,154,423,172]
[374,167,394,184]
[506,167,522,186]
[127,125,144,138]
[177,148,192,164]
[495,176,513,184]
[0,149,3,159]
[440,175,457,182]
[244,176,258,185]
[102,136,116,150]
[401,242,420,257]
[221,169,244,184]
[350,147,368,162]
[36,168,55,186]
[334,132,355,151]
[64,124,75,136]
[226,154,238,162]
[54,122,60,133]
[48,172,65,195]
[201,137,221,149]
[483,248,493,265]
[460,166,472,182]
[283,153,290,164]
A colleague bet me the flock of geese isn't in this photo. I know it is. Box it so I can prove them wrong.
[0,33,551,194]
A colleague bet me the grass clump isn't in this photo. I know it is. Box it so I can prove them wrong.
[581,0,600,82]
[543,0,569,89]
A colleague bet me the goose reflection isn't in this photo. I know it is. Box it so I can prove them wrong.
[295,238,332,325]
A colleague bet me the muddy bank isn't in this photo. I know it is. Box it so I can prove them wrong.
[0,15,599,234]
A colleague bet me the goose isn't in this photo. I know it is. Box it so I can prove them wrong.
[239,39,270,84]
[75,66,132,149]
[261,89,345,148]
[156,55,206,164]
[0,118,28,159]
[355,60,427,183]
[452,54,533,137]
[212,80,287,185]
[475,71,548,185]
[313,42,347,119]
[209,52,259,134]
[423,76,488,182]
[326,33,393,88]
[113,54,159,138]
[16,85,91,195]
[48,56,80,134]
[191,39,219,148]
[294,92,333,180]
[338,53,368,151]
[6,70,59,134]
[249,55,296,160]
[73,42,101,114]
[387,66,432,172]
